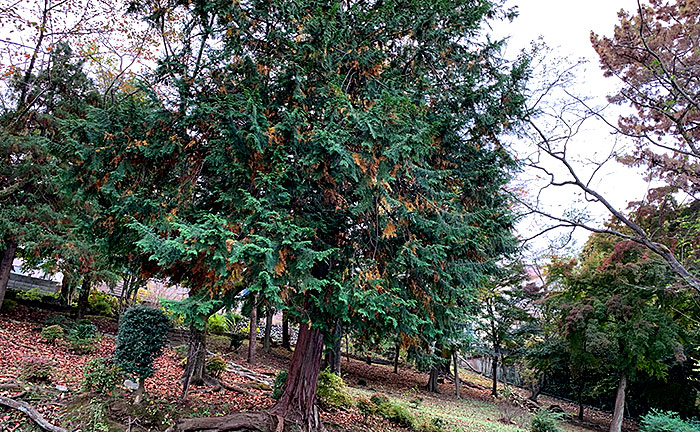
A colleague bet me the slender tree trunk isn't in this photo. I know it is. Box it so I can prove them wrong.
[76,278,91,321]
[134,377,146,404]
[263,307,273,352]
[60,273,74,306]
[119,275,130,311]
[0,240,17,310]
[529,374,544,402]
[282,310,290,350]
[345,335,350,362]
[325,319,341,375]
[270,322,325,431]
[491,354,499,397]
[454,351,460,399]
[577,381,585,421]
[247,294,257,364]
[393,342,400,374]
[426,366,440,393]
[609,373,627,432]
[131,281,139,305]
[180,322,207,401]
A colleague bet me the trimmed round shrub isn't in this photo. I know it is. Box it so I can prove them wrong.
[40,325,64,344]
[82,358,123,393]
[317,369,352,408]
[114,306,171,383]
[205,354,228,378]
[207,314,229,335]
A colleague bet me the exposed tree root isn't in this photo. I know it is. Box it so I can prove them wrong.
[203,377,255,396]
[166,411,285,432]
[0,395,69,432]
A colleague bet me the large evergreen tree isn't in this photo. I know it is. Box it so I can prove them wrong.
[63,1,528,430]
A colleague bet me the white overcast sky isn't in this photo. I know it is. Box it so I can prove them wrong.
[493,0,650,254]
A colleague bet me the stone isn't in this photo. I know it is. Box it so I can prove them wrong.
[123,379,139,390]
[55,385,68,392]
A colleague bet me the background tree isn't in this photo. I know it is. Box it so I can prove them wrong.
[548,233,691,431]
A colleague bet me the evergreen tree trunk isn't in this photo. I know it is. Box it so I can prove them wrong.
[491,354,499,397]
[426,366,440,393]
[269,322,325,431]
[282,310,290,350]
[60,272,74,306]
[0,240,17,310]
[609,373,627,432]
[263,307,273,352]
[393,342,400,374]
[76,278,91,321]
[454,351,460,399]
[247,294,257,364]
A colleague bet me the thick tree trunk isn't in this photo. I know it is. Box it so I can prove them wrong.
[270,322,325,431]
[263,307,273,352]
[76,278,91,321]
[282,310,290,350]
[491,355,498,397]
[393,343,400,374]
[454,351,460,399]
[609,373,627,432]
[180,322,207,401]
[248,294,257,364]
[325,320,341,375]
[426,366,440,393]
[0,240,17,310]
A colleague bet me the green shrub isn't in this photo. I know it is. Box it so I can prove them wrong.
[530,408,564,432]
[41,324,65,344]
[356,398,376,416]
[68,336,100,354]
[640,410,700,432]
[20,357,54,383]
[16,288,44,302]
[82,358,123,394]
[207,314,229,335]
[206,354,228,378]
[416,417,446,432]
[1,298,17,311]
[272,370,288,400]
[115,306,171,385]
[72,322,98,339]
[88,290,118,316]
[370,393,390,406]
[383,403,415,428]
[317,369,352,408]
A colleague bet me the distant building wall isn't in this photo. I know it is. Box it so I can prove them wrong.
[7,273,59,294]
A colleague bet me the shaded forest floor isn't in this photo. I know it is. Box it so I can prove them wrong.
[0,305,636,431]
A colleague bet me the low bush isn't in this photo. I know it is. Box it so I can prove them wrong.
[356,398,376,416]
[271,370,288,400]
[416,417,446,432]
[369,393,390,406]
[20,357,54,383]
[82,358,123,394]
[16,288,45,302]
[317,369,352,408]
[205,354,228,378]
[40,324,65,344]
[530,407,564,432]
[207,314,229,335]
[88,290,118,316]
[640,410,700,432]
[1,298,17,311]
